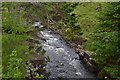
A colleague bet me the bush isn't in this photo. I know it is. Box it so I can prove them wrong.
[87,2,120,79]
[2,2,30,78]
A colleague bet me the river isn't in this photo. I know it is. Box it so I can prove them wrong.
[33,22,97,79]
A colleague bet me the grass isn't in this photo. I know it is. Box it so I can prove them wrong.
[72,2,107,40]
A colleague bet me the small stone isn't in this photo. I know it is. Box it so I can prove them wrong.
[27,70,30,73]
[89,58,92,60]
[33,68,37,71]
[76,48,84,53]
[27,61,30,64]
[35,72,39,76]
[39,65,41,67]
[31,68,34,71]
[77,45,83,49]
[70,43,77,47]
[29,63,32,66]
[89,59,98,66]
[26,73,31,77]
[86,61,92,67]
[82,58,88,64]
[75,72,82,76]
[43,66,46,69]
[83,52,89,59]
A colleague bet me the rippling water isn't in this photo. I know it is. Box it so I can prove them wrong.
[34,22,97,79]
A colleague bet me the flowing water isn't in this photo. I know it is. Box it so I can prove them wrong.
[34,22,97,79]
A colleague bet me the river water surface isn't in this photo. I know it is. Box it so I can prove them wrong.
[34,22,97,79]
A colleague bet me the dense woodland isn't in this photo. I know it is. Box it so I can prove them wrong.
[1,2,120,79]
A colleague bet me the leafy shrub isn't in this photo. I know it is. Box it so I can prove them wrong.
[2,2,30,78]
[87,2,120,79]
[36,46,43,53]
[2,50,24,78]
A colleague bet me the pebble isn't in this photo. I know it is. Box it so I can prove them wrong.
[29,63,32,66]
[43,66,46,69]
[27,70,30,73]
[75,72,82,76]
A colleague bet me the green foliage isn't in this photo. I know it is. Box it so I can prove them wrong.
[36,46,46,55]
[41,49,46,55]
[58,3,82,40]
[2,50,25,78]
[47,2,120,79]
[35,40,39,44]
[98,2,120,31]
[45,56,50,62]
[2,2,30,78]
[30,50,35,54]
[2,3,28,34]
[35,26,39,28]
[36,74,44,79]
[36,46,43,53]
[86,2,120,79]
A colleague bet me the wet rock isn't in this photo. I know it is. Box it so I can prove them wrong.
[61,63,64,66]
[43,66,46,69]
[77,45,83,49]
[75,48,80,53]
[31,60,45,68]
[28,63,32,66]
[83,52,89,59]
[86,61,92,68]
[69,42,77,48]
[26,73,31,79]
[33,72,39,78]
[56,61,59,63]
[57,68,66,73]
[78,53,84,60]
[56,47,60,48]
[31,54,45,61]
[36,67,44,74]
[75,57,79,60]
[82,58,88,64]
[88,58,98,66]
[75,72,82,76]
[76,48,84,53]
[27,70,30,73]
[58,73,66,78]
[56,65,59,68]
